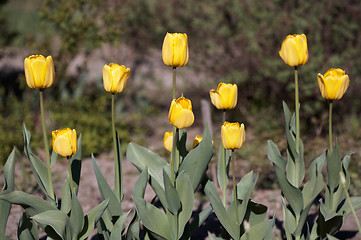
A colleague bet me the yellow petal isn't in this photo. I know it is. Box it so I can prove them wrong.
[103,65,112,93]
[31,56,47,88]
[163,131,173,152]
[53,135,72,157]
[44,56,55,88]
[210,90,223,109]
[24,58,35,88]
[162,33,173,67]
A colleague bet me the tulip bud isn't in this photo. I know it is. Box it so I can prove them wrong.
[279,34,308,67]
[221,122,245,150]
[317,68,350,100]
[24,55,55,89]
[193,136,203,148]
[162,33,189,67]
[103,63,130,94]
[52,128,77,157]
[209,83,238,110]
[163,131,173,152]
[168,97,194,129]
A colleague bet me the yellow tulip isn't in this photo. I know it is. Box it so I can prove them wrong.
[103,63,130,94]
[209,83,238,110]
[193,136,203,148]
[163,131,173,152]
[52,128,77,157]
[24,55,55,89]
[221,122,245,150]
[317,68,350,100]
[162,32,189,67]
[279,34,308,67]
[168,97,194,129]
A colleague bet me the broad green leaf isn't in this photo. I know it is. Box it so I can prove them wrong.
[204,180,239,240]
[109,211,130,240]
[237,171,258,201]
[60,179,71,214]
[0,148,16,238]
[240,218,275,240]
[176,171,194,238]
[78,199,109,240]
[327,141,341,191]
[338,197,361,217]
[31,210,72,240]
[70,190,84,237]
[133,197,171,240]
[244,201,268,228]
[114,131,123,202]
[127,142,171,190]
[217,142,231,197]
[133,168,148,199]
[126,210,140,240]
[23,124,54,202]
[182,205,213,239]
[68,135,82,195]
[50,149,58,167]
[267,140,286,171]
[274,164,303,214]
[317,205,343,238]
[0,191,57,218]
[282,196,297,235]
[163,170,181,215]
[178,125,214,192]
[17,213,38,240]
[91,155,123,217]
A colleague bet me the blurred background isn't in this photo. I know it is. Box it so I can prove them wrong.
[1,0,361,192]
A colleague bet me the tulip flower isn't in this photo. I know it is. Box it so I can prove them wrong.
[162,33,189,68]
[317,68,350,100]
[221,122,245,150]
[103,63,130,94]
[279,34,308,67]
[209,83,238,110]
[168,97,194,129]
[163,131,173,152]
[52,128,77,157]
[24,55,55,89]
[193,136,203,148]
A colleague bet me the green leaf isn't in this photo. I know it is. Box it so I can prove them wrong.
[240,218,275,240]
[163,170,181,215]
[23,124,54,202]
[183,205,213,239]
[133,196,171,240]
[31,210,72,240]
[127,142,171,190]
[68,135,82,195]
[0,148,16,238]
[114,131,123,202]
[204,180,239,240]
[176,171,194,238]
[327,141,341,191]
[126,210,140,240]
[50,149,58,167]
[133,168,149,199]
[338,197,361,217]
[267,140,286,171]
[244,201,268,228]
[178,125,214,192]
[217,142,231,196]
[281,196,297,235]
[109,211,130,240]
[17,213,38,240]
[79,199,109,240]
[91,155,123,217]
[70,190,84,237]
[60,179,71,214]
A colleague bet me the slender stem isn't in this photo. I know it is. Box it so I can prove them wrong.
[340,171,361,234]
[67,156,74,193]
[329,101,333,152]
[173,67,177,99]
[232,150,239,224]
[112,94,121,200]
[39,90,54,199]
[294,67,300,154]
[222,110,227,206]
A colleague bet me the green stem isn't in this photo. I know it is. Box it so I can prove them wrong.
[232,150,239,224]
[171,128,179,185]
[294,67,300,154]
[112,94,122,200]
[39,90,54,200]
[340,171,361,234]
[329,101,333,152]
[222,110,227,207]
[67,156,74,193]
[175,128,180,173]
[173,67,176,99]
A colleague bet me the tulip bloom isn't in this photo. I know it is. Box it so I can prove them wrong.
[317,68,350,100]
[279,34,308,67]
[162,33,189,67]
[192,136,203,148]
[221,122,245,150]
[24,55,55,89]
[103,63,130,94]
[52,128,77,157]
[168,97,194,129]
[163,131,173,152]
[209,83,238,110]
